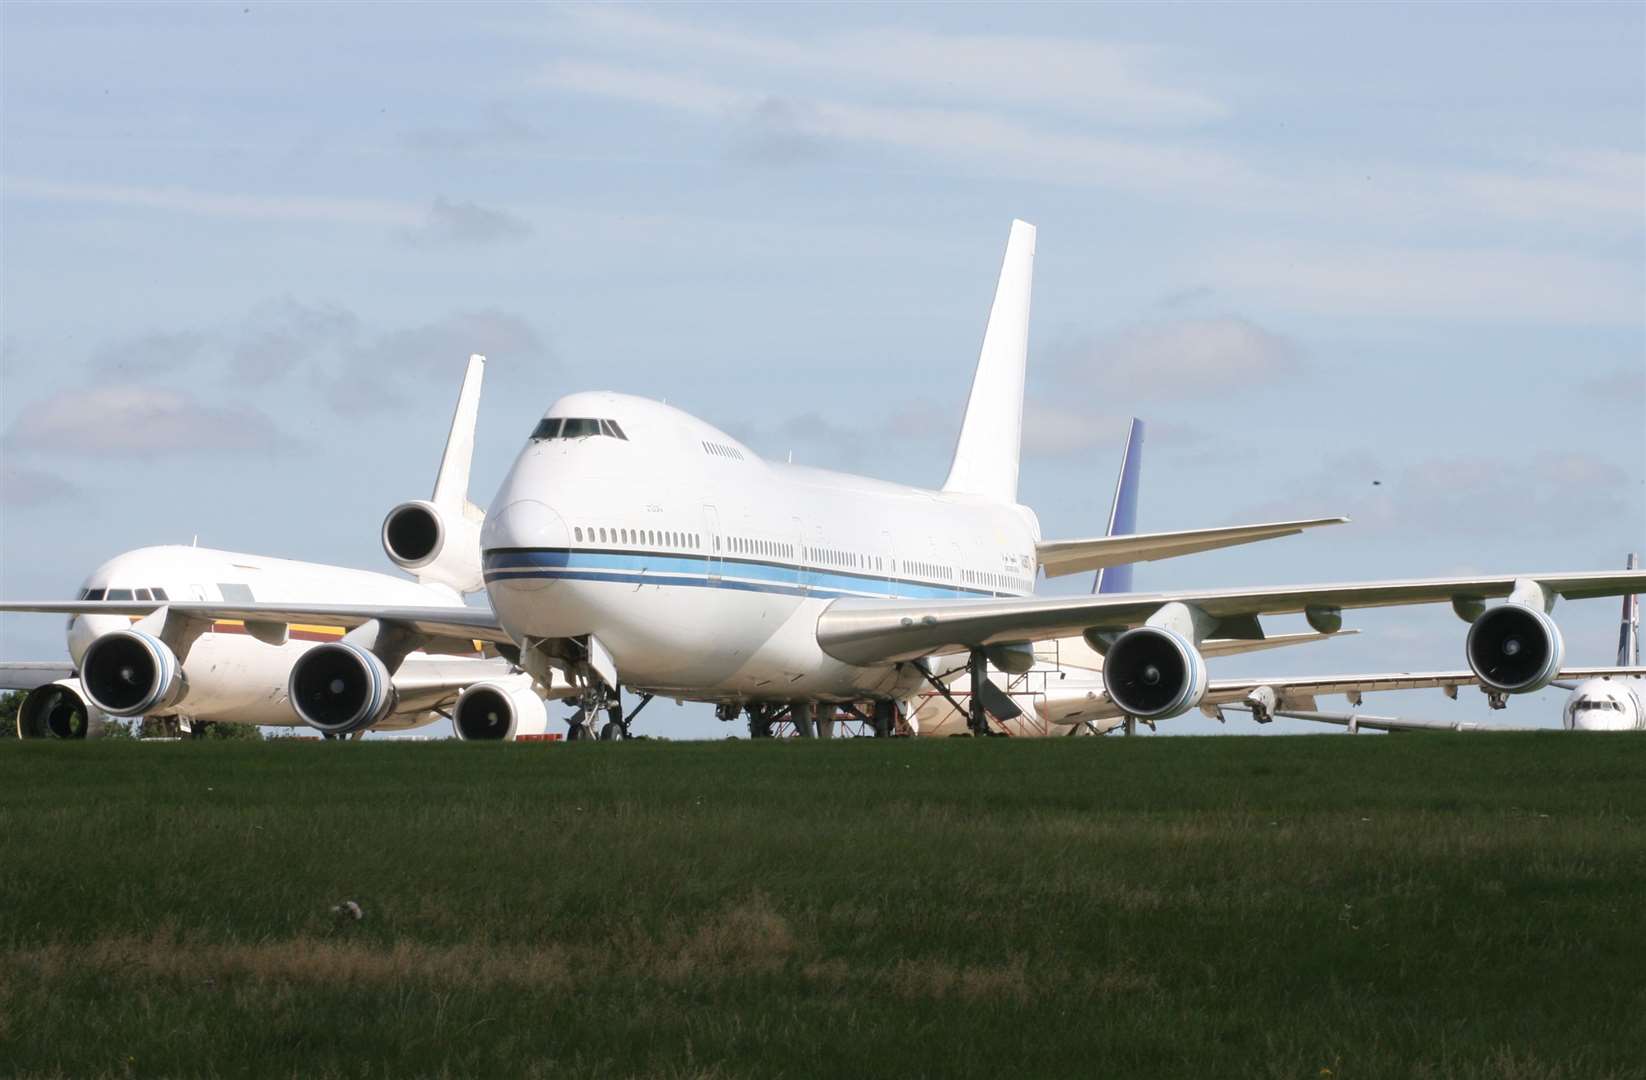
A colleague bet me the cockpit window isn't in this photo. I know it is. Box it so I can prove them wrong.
[152,587,169,601]
[530,417,628,442]
[1577,699,1621,711]
[106,589,134,601]
[136,588,153,601]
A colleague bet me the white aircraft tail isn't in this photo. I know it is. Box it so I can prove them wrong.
[380,354,488,594]
[431,353,486,522]
[942,219,1035,504]
[1620,553,1640,667]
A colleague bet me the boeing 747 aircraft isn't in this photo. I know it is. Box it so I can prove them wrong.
[2,356,572,741]
[5,222,1642,740]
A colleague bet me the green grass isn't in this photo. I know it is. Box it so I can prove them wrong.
[2,736,1644,1079]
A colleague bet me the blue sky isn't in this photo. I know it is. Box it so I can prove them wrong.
[2,2,1642,737]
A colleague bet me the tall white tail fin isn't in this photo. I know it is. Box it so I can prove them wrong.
[380,354,487,594]
[432,353,486,521]
[1620,553,1640,667]
[942,219,1035,503]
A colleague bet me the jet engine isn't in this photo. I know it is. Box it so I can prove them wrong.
[381,499,484,594]
[1100,626,1210,721]
[1466,603,1565,694]
[451,680,549,741]
[16,680,109,739]
[79,630,185,717]
[288,642,396,736]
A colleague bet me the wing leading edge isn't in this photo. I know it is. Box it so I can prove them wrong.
[816,569,1646,667]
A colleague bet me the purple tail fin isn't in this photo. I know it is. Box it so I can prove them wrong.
[1093,419,1144,595]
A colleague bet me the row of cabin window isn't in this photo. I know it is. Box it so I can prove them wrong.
[574,526,701,550]
[902,560,953,582]
[962,569,1018,590]
[729,537,795,560]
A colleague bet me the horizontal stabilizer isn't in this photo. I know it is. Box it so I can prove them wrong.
[1038,517,1348,579]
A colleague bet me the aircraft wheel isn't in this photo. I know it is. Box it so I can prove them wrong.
[566,722,590,741]
[599,721,621,740]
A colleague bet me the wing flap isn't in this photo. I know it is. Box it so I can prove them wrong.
[1038,517,1346,578]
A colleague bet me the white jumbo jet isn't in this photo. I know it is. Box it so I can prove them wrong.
[5,221,1643,740]
[2,356,571,741]
[1241,558,1644,734]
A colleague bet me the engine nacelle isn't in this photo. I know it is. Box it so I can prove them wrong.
[381,499,484,594]
[16,680,109,739]
[1466,602,1564,694]
[80,630,185,717]
[1100,626,1210,721]
[288,642,397,736]
[451,680,550,741]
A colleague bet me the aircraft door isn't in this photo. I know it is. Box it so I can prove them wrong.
[794,517,809,595]
[703,505,722,586]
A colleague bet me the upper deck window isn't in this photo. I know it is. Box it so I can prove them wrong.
[531,417,628,442]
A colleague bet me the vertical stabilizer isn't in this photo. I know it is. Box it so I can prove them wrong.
[942,219,1035,503]
[431,354,486,521]
[1093,419,1146,595]
[1620,553,1640,667]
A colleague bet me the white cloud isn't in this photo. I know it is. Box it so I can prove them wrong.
[1020,405,1133,458]
[1253,451,1639,540]
[561,8,1229,126]
[1208,243,1645,325]
[0,464,82,507]
[91,330,211,377]
[3,384,285,457]
[399,197,534,248]
[4,177,422,227]
[1052,317,1301,400]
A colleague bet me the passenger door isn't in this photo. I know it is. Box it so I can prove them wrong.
[702,504,722,587]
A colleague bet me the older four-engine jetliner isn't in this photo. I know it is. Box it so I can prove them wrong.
[2,356,569,741]
[5,222,1642,740]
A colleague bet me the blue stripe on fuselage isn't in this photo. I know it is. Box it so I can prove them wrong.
[482,547,1005,601]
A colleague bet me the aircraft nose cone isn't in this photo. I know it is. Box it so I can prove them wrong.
[482,500,569,594]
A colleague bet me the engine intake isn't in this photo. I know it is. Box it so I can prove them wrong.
[452,679,549,741]
[17,680,108,739]
[381,500,483,593]
[80,630,185,717]
[1101,626,1209,721]
[1466,603,1564,694]
[288,642,396,735]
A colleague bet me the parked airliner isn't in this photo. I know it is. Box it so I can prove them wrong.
[3,357,570,741]
[5,222,1642,741]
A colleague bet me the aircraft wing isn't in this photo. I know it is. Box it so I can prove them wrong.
[1035,665,1646,728]
[816,569,1646,666]
[0,661,76,691]
[1246,708,1540,734]
[0,601,510,645]
[1036,517,1347,578]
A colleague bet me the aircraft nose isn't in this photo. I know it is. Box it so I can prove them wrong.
[482,499,570,593]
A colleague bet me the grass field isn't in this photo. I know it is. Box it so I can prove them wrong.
[2,736,1643,1079]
